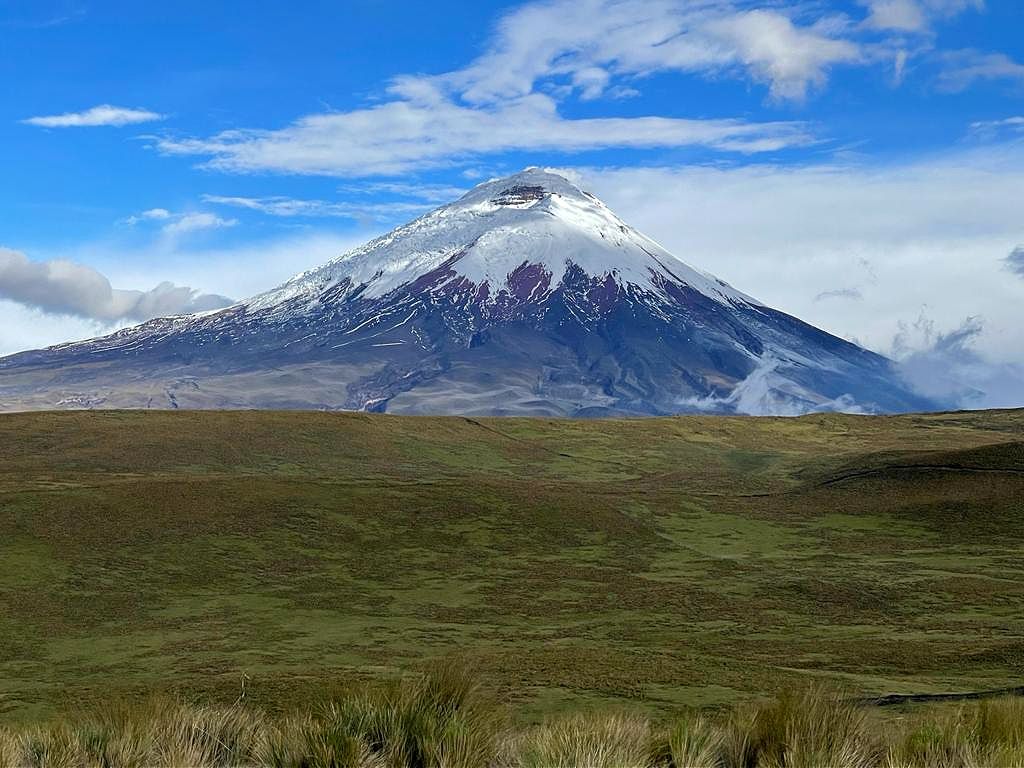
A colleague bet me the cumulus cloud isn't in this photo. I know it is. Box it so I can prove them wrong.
[154,0,874,176]
[892,315,1024,409]
[0,247,233,323]
[22,104,165,128]
[0,231,368,357]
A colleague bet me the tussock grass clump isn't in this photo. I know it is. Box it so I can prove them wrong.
[0,729,20,768]
[885,697,1024,768]
[654,712,723,768]
[650,687,881,768]
[259,713,383,767]
[4,698,265,768]
[505,711,653,768]
[745,686,881,768]
[261,661,502,768]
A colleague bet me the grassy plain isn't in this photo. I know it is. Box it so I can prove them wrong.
[0,409,1021,724]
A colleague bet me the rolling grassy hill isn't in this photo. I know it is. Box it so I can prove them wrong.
[0,409,1022,724]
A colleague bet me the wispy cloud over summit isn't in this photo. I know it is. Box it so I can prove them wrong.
[158,103,812,177]
[202,195,431,223]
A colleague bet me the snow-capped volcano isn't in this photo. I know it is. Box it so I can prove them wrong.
[250,167,755,315]
[0,169,933,416]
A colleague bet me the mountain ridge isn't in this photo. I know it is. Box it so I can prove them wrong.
[0,168,934,416]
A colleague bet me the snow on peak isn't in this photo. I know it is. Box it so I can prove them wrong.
[451,167,591,208]
[246,168,758,313]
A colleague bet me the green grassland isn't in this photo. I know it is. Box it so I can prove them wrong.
[0,409,1022,724]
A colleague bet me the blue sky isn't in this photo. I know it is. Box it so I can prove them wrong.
[1,0,1023,405]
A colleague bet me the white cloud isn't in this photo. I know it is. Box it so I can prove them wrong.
[0,231,367,356]
[678,354,870,415]
[892,315,1024,409]
[893,49,909,84]
[154,0,873,176]
[159,95,811,176]
[194,183,475,224]
[127,209,238,235]
[574,67,613,100]
[860,0,984,32]
[0,247,233,324]
[937,49,1024,92]
[0,302,112,358]
[1005,245,1024,276]
[125,208,173,225]
[22,104,165,128]
[928,0,985,11]
[161,212,238,235]
[202,195,351,217]
[576,144,1024,407]
[151,0,1013,177]
[972,116,1024,129]
[110,232,369,304]
[969,116,1024,140]
[201,194,429,222]
[861,0,927,31]
[349,182,470,203]
[703,10,859,102]
[446,0,858,104]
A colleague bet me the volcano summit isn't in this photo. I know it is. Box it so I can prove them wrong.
[0,169,932,416]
